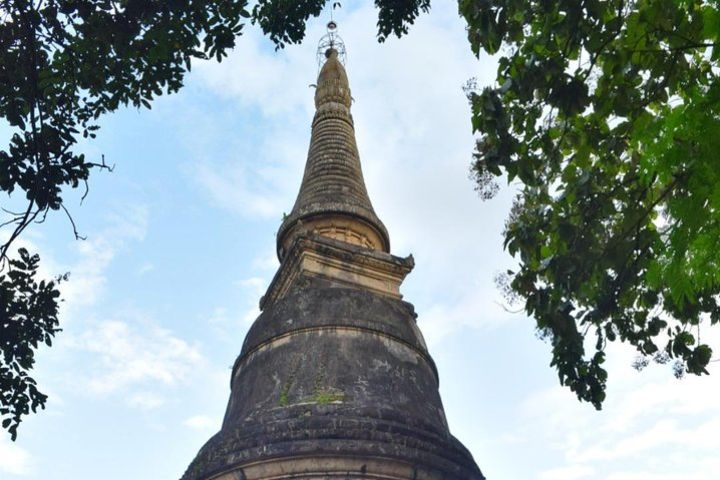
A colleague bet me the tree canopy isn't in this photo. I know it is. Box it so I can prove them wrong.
[2,0,719,439]
[461,0,720,408]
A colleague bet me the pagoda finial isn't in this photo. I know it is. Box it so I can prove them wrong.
[317,19,346,66]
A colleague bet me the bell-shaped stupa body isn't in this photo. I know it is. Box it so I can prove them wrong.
[182,41,484,480]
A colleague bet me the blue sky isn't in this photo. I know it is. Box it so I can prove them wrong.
[2,1,719,479]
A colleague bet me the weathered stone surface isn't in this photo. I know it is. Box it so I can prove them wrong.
[261,235,414,309]
[182,278,483,480]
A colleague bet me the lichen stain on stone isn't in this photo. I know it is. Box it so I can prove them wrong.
[371,358,391,372]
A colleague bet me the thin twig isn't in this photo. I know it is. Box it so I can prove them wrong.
[0,215,22,229]
[0,200,38,262]
[60,204,86,241]
[1,208,26,216]
[494,300,524,314]
[87,154,115,172]
[81,178,90,204]
[34,207,49,224]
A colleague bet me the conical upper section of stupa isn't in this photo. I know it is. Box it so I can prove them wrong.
[276,47,390,260]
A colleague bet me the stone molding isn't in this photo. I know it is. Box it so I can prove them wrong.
[261,235,413,310]
[231,324,439,389]
[278,214,389,259]
[207,455,468,480]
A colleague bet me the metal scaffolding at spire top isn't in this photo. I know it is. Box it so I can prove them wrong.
[317,17,346,66]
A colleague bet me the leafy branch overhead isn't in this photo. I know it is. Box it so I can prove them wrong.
[251,0,430,47]
[461,0,720,408]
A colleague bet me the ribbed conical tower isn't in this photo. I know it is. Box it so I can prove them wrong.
[277,47,389,260]
[182,30,484,480]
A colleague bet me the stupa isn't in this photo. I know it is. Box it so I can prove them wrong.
[182,23,484,480]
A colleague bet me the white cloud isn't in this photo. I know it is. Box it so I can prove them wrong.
[183,415,218,430]
[208,307,230,324]
[237,276,266,292]
[252,248,280,272]
[604,472,697,480]
[206,275,269,329]
[241,305,261,326]
[189,162,289,219]
[567,416,720,466]
[417,277,516,347]
[61,204,149,313]
[514,339,720,480]
[195,32,314,118]
[137,262,155,275]
[74,319,204,395]
[539,465,594,480]
[0,438,32,476]
[126,392,166,410]
[237,277,267,325]
[175,30,312,220]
